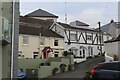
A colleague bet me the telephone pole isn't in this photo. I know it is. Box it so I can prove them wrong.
[98,22,102,55]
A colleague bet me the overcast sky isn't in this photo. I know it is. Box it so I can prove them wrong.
[20,2,118,28]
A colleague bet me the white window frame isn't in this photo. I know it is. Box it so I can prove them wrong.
[70,33,77,41]
[40,37,45,45]
[22,35,29,45]
[54,39,59,46]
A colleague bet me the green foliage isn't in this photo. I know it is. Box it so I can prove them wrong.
[59,64,67,72]
[52,67,59,75]
[63,50,73,57]
[68,64,74,71]
[83,71,92,80]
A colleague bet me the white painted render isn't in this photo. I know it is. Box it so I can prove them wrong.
[19,34,64,58]
[51,22,111,63]
[105,42,119,58]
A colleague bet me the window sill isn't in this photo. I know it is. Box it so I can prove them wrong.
[22,44,28,46]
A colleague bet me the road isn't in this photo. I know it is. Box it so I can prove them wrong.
[47,56,105,79]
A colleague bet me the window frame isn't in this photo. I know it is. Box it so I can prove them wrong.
[54,39,59,46]
[22,35,29,45]
[40,37,45,45]
[70,33,77,41]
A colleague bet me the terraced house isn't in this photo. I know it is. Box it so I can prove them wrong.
[19,17,64,59]
[50,20,112,63]
[0,1,19,79]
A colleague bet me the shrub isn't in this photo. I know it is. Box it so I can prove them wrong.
[40,63,44,66]
[63,51,68,57]
[68,64,74,71]
[59,64,67,73]
[113,55,118,61]
[83,71,92,80]
[45,62,50,66]
[52,68,59,75]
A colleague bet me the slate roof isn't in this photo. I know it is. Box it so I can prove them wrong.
[19,24,64,38]
[101,23,110,32]
[25,9,58,18]
[75,20,89,26]
[20,16,53,29]
[104,35,120,43]
[57,22,98,32]
[19,16,63,38]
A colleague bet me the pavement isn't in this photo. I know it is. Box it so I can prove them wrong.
[47,56,105,79]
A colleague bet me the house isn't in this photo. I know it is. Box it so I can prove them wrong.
[50,20,111,63]
[19,17,64,59]
[103,21,120,61]
[25,8,58,22]
[0,1,19,79]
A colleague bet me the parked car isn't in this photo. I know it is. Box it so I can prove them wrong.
[91,61,120,80]
[18,69,26,80]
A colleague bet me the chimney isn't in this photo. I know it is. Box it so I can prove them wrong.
[110,19,114,23]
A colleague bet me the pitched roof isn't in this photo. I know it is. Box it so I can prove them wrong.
[19,24,64,38]
[70,20,89,26]
[20,16,53,29]
[25,9,58,18]
[57,22,98,32]
[101,23,110,32]
[104,35,120,43]
[76,20,89,26]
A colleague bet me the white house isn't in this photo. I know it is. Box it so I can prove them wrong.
[103,21,120,61]
[50,20,111,63]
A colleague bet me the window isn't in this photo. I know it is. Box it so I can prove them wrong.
[2,17,9,39]
[40,37,45,45]
[23,35,28,44]
[80,51,82,57]
[54,51,59,57]
[54,40,58,46]
[86,35,92,40]
[83,49,85,58]
[33,52,38,59]
[70,33,77,41]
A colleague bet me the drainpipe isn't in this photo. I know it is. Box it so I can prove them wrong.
[11,0,15,79]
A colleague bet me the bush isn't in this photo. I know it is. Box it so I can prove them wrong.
[63,51,68,57]
[52,68,58,75]
[68,64,74,71]
[40,63,44,66]
[83,71,92,80]
[45,62,50,66]
[113,55,118,61]
[59,64,67,73]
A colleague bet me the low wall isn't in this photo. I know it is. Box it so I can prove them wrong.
[18,56,74,78]
[18,59,47,71]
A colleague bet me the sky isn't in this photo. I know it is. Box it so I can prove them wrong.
[20,1,118,28]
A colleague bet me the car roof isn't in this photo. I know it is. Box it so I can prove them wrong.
[99,61,120,65]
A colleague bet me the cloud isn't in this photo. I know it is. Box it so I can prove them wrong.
[78,8,106,27]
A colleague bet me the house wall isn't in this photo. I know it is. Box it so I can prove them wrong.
[19,34,64,58]
[1,2,13,78]
[51,23,111,63]
[31,17,57,22]
[105,42,119,58]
